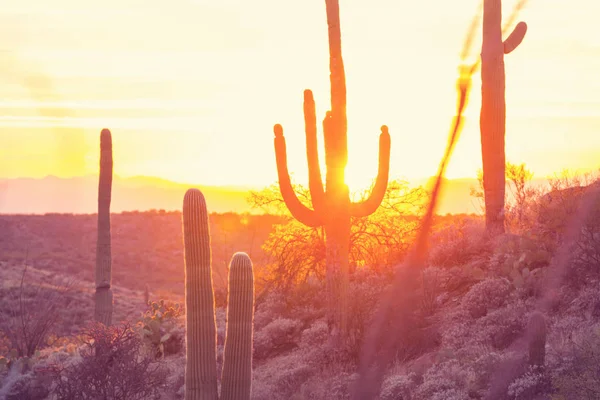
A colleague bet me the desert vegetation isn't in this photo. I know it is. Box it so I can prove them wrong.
[1,0,600,399]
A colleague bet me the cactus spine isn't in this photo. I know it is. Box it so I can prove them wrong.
[183,189,255,400]
[94,128,113,326]
[480,0,527,235]
[272,0,390,342]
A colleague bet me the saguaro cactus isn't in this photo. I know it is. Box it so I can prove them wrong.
[272,0,390,341]
[480,0,527,235]
[220,252,255,400]
[527,311,546,368]
[183,189,255,400]
[95,128,113,326]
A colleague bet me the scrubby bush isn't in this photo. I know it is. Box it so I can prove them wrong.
[253,318,303,360]
[0,365,52,400]
[548,323,600,399]
[50,323,168,400]
[507,366,549,400]
[461,277,513,318]
[0,267,75,358]
[379,372,417,400]
[428,217,487,268]
[413,359,476,400]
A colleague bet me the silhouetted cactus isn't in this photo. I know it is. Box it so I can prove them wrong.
[95,128,113,326]
[480,0,527,235]
[272,0,390,342]
[527,311,546,367]
[183,189,255,400]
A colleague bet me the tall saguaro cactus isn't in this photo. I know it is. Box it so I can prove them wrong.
[95,128,113,326]
[183,189,255,400]
[272,0,391,341]
[480,0,527,235]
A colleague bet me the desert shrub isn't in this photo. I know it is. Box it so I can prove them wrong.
[461,277,513,318]
[0,367,52,400]
[476,304,528,350]
[489,234,551,271]
[507,366,550,400]
[441,301,527,351]
[51,323,168,400]
[547,323,600,400]
[346,270,389,357]
[138,299,184,358]
[414,359,476,400]
[296,371,359,400]
[420,267,453,316]
[159,354,186,400]
[535,176,600,285]
[470,350,508,392]
[488,235,551,296]
[564,283,600,320]
[253,318,303,360]
[0,267,75,358]
[379,372,417,400]
[252,351,312,400]
[254,291,288,331]
[299,319,330,364]
[428,217,487,268]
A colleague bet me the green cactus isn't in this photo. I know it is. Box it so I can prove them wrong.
[480,0,527,235]
[183,189,255,400]
[95,128,113,326]
[272,0,390,342]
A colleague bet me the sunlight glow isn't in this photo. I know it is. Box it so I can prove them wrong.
[1,0,599,189]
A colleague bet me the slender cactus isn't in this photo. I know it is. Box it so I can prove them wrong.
[221,252,255,400]
[183,189,255,400]
[94,128,113,326]
[527,311,546,368]
[272,0,390,342]
[183,189,218,400]
[480,0,527,235]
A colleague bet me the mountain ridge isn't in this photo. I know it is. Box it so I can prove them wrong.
[0,175,551,215]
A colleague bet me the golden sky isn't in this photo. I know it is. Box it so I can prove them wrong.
[0,0,599,190]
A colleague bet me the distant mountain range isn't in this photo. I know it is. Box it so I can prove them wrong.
[0,175,252,215]
[0,175,552,215]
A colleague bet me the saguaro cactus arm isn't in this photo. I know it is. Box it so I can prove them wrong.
[350,126,391,218]
[503,21,527,54]
[273,124,323,227]
[303,89,326,215]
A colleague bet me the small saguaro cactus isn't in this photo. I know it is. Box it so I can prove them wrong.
[220,252,255,400]
[272,0,391,342]
[183,189,255,400]
[480,0,527,236]
[527,311,547,368]
[95,128,113,326]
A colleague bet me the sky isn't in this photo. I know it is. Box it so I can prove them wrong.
[0,0,599,191]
